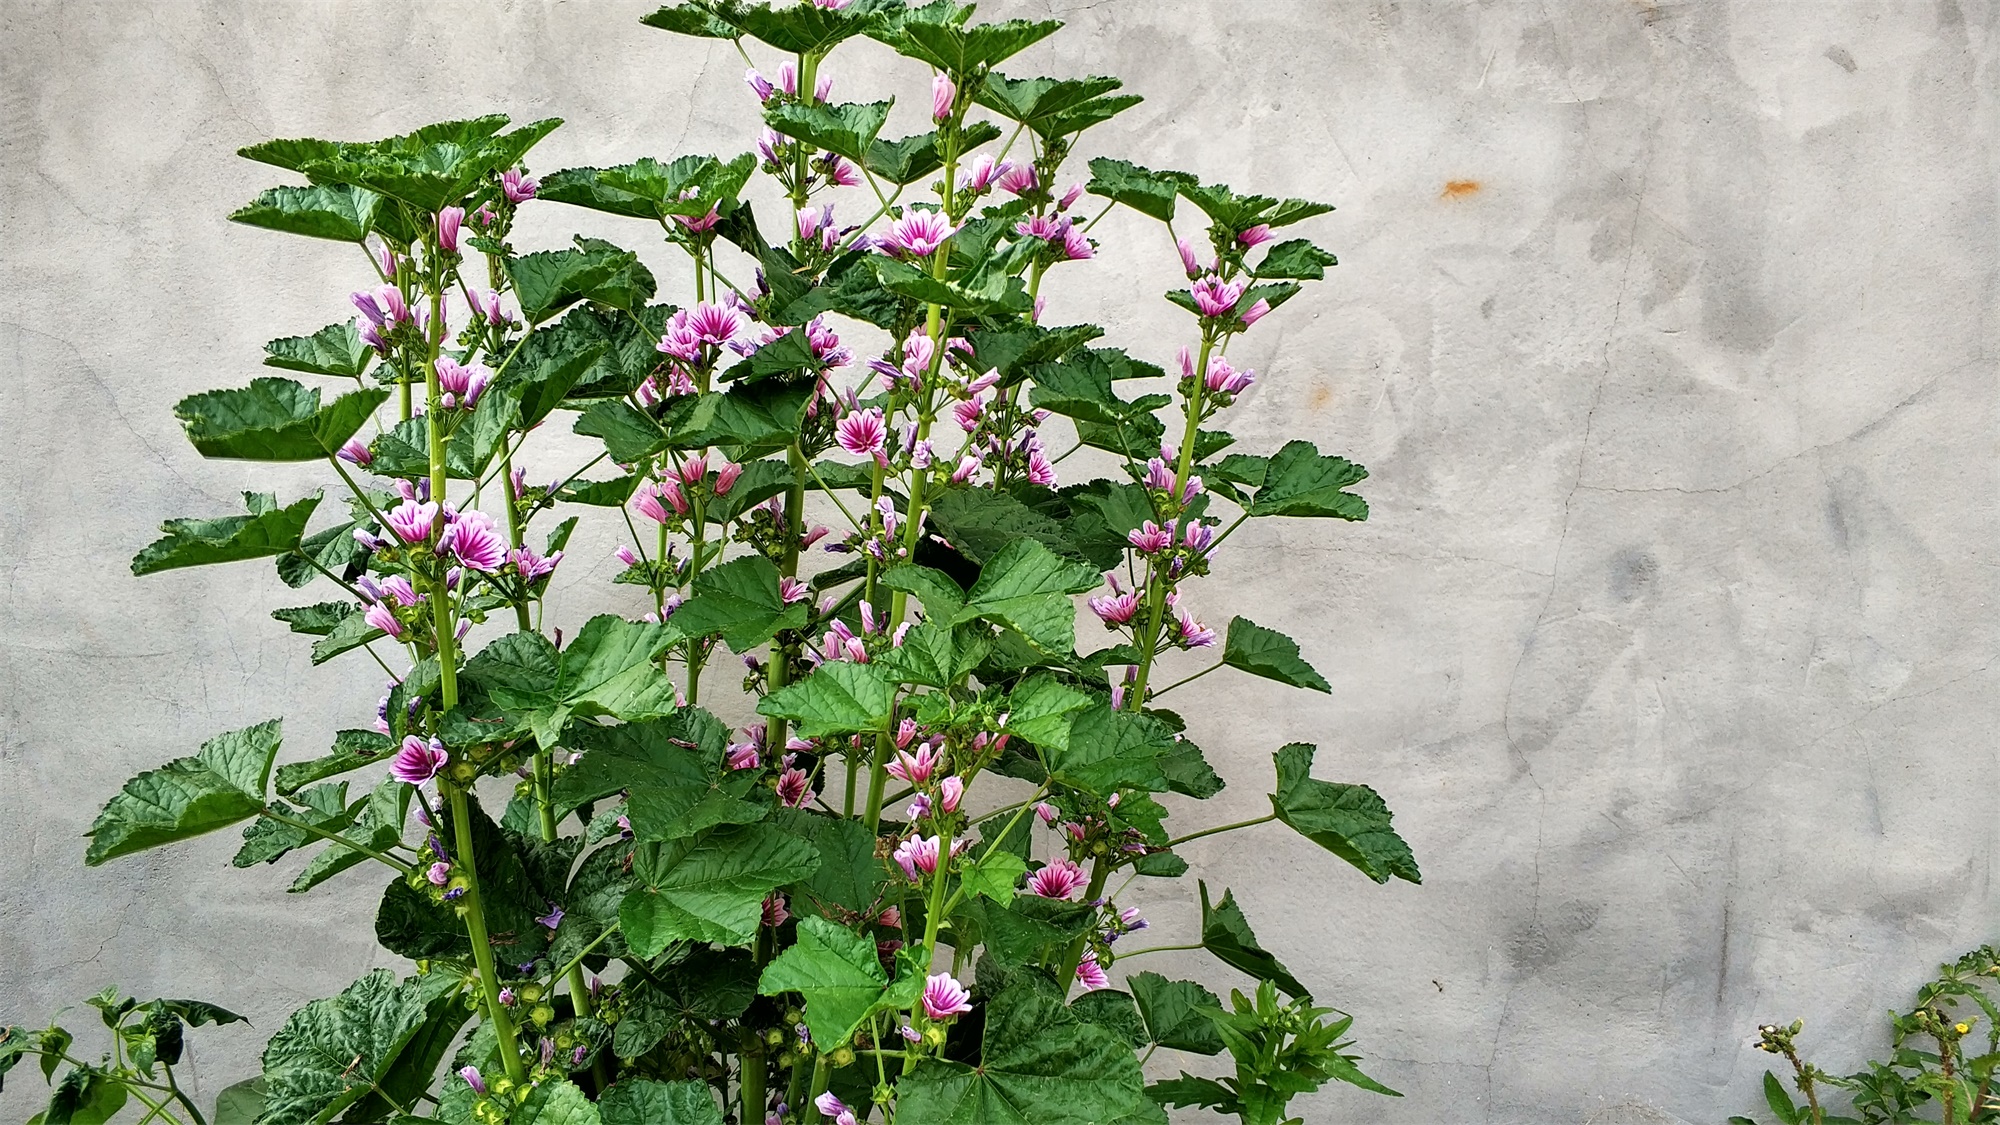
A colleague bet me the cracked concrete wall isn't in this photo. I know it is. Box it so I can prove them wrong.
[3,1,1995,1122]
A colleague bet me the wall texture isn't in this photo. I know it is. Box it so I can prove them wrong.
[3,1,1995,1122]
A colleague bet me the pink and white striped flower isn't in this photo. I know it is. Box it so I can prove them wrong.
[921,972,973,1020]
[1027,858,1089,900]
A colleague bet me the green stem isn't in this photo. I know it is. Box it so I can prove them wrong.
[766,444,811,751]
[1151,661,1222,698]
[741,1029,768,1124]
[163,1065,209,1125]
[1113,942,1203,960]
[804,1056,833,1123]
[1165,812,1277,849]
[498,449,533,634]
[448,787,530,1085]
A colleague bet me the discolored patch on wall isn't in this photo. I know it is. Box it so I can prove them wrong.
[1441,179,1481,199]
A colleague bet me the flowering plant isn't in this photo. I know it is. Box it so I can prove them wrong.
[14,3,1421,1124]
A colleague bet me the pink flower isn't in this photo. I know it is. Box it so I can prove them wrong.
[835,407,888,460]
[952,396,984,432]
[635,479,688,524]
[434,357,491,408]
[427,861,450,885]
[932,73,956,122]
[762,894,789,927]
[811,0,851,8]
[1088,578,1140,625]
[883,210,955,259]
[1204,356,1255,394]
[386,500,438,544]
[1060,225,1094,261]
[1239,298,1272,327]
[949,451,982,484]
[894,718,920,749]
[440,510,507,572]
[938,775,964,813]
[745,68,775,102]
[511,545,562,582]
[921,972,973,1020]
[1182,520,1213,554]
[1027,448,1057,487]
[1034,801,1059,824]
[821,154,860,187]
[997,163,1039,196]
[1127,520,1173,554]
[381,576,421,606]
[887,743,940,785]
[1075,949,1110,992]
[957,154,1006,194]
[906,794,932,821]
[391,735,448,784]
[501,168,539,203]
[893,835,941,880]
[436,207,463,253]
[1176,611,1217,648]
[779,576,810,605]
[684,302,741,345]
[1178,237,1205,278]
[459,1066,486,1097]
[725,743,760,771]
[1016,213,1067,242]
[1192,274,1247,318]
[1027,858,1089,900]
[776,767,811,808]
[337,438,372,467]
[674,205,722,234]
[1236,223,1273,248]
[363,603,404,639]
[714,461,743,494]
[1144,456,1175,492]
[676,454,708,486]
[1058,182,1085,210]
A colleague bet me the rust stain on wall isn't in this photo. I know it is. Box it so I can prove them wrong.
[1441,179,1481,199]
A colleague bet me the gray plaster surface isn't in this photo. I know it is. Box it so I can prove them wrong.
[2,1,1995,1122]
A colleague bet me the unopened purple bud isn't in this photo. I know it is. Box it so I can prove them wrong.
[436,206,463,253]
[459,1066,486,1096]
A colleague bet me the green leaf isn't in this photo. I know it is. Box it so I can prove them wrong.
[613,950,757,1057]
[1221,617,1331,694]
[509,241,647,324]
[309,608,385,665]
[211,1078,265,1125]
[764,99,893,164]
[273,729,394,795]
[704,457,796,525]
[242,115,561,214]
[621,823,820,954]
[1245,440,1368,520]
[541,153,754,222]
[879,620,990,689]
[882,16,1062,73]
[660,379,816,457]
[257,970,450,1125]
[1157,736,1225,800]
[1086,158,1197,223]
[229,183,384,242]
[954,537,1100,652]
[880,565,966,620]
[758,916,889,1049]
[1070,989,1147,1049]
[1199,882,1310,1000]
[276,516,362,589]
[264,321,373,378]
[1270,743,1420,885]
[1125,972,1224,1055]
[287,778,409,893]
[976,73,1140,139]
[533,302,672,401]
[1764,1071,1801,1125]
[85,720,281,865]
[557,716,767,842]
[270,601,353,636]
[968,322,1105,387]
[1002,675,1093,752]
[43,1068,127,1125]
[1042,704,1173,793]
[637,4,738,41]
[757,662,897,739]
[1179,180,1333,234]
[132,492,320,576]
[559,473,641,507]
[926,487,1085,567]
[864,123,1002,186]
[894,979,1146,1125]
[1146,1074,1237,1113]
[235,782,353,867]
[573,399,668,463]
[1253,238,1338,280]
[958,847,1026,905]
[515,1078,601,1125]
[868,254,1032,316]
[598,1079,725,1125]
[669,555,810,652]
[366,402,511,480]
[776,808,888,916]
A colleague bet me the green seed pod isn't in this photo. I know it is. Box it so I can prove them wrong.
[831,1046,855,1068]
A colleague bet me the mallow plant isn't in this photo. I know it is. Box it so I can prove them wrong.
[3,3,1420,1124]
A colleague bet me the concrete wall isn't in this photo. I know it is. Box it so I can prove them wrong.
[3,1,1994,1121]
